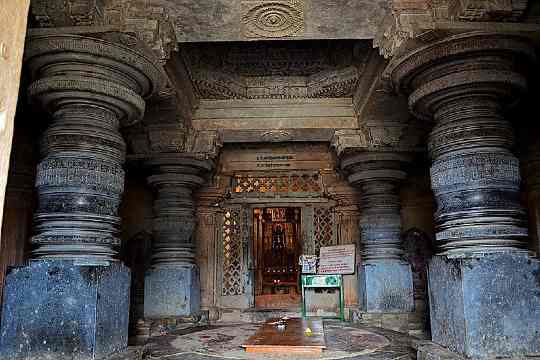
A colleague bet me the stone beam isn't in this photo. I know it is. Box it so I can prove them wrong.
[30,0,178,64]
[374,0,539,59]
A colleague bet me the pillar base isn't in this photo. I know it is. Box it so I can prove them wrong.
[358,260,414,313]
[0,260,130,360]
[144,264,200,319]
[429,254,540,358]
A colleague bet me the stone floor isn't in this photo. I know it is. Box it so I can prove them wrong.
[111,320,417,360]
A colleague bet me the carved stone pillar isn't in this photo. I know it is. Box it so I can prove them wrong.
[388,31,540,358]
[340,152,414,315]
[144,155,215,321]
[0,33,162,360]
[327,182,361,311]
[195,180,225,322]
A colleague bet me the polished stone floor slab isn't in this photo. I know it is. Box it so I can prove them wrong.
[109,320,416,360]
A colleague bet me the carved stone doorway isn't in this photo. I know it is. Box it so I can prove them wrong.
[253,207,302,309]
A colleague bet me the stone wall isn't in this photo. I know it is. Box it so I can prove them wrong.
[0,0,30,246]
[0,112,40,305]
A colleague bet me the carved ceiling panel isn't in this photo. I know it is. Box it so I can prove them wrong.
[181,40,373,100]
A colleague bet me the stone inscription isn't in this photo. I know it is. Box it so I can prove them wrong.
[255,153,295,169]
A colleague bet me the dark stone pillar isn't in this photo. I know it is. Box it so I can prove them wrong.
[341,152,414,314]
[144,155,214,321]
[0,33,162,360]
[388,31,540,358]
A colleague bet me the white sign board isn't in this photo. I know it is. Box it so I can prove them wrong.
[318,244,356,274]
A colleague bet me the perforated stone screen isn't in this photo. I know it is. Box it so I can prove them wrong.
[222,208,244,296]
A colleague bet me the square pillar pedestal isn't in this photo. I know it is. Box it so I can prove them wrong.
[429,254,540,358]
[0,260,130,360]
[144,264,200,319]
[358,260,414,312]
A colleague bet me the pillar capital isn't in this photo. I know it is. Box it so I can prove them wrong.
[387,31,535,122]
[24,33,163,262]
[340,151,412,187]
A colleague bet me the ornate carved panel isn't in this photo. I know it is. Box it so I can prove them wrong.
[181,41,371,100]
[222,208,244,296]
[242,0,305,38]
[233,173,322,194]
[313,207,336,255]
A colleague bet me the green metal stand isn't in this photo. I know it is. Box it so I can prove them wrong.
[301,274,344,321]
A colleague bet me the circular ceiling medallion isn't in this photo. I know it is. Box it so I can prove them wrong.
[243,1,305,38]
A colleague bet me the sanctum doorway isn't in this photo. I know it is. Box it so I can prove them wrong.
[253,207,302,309]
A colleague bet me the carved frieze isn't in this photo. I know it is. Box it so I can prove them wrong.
[31,0,103,27]
[30,0,177,63]
[374,0,530,58]
[182,41,371,100]
[242,0,305,38]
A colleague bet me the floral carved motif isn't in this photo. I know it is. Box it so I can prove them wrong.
[242,0,305,38]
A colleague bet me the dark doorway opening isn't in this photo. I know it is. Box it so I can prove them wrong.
[253,207,301,309]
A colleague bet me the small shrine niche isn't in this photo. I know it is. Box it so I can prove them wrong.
[253,207,302,308]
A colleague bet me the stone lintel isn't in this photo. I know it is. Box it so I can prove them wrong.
[126,128,223,162]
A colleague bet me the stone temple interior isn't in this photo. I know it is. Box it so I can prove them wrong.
[0,1,540,360]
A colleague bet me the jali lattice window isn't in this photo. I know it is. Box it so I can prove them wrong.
[222,209,244,296]
[313,207,335,255]
[234,173,321,193]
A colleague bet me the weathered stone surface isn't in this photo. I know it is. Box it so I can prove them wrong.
[144,264,200,319]
[374,0,531,58]
[428,254,540,358]
[29,0,388,42]
[0,261,130,360]
[358,261,414,313]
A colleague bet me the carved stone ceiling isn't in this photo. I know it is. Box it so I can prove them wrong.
[30,0,387,42]
[181,40,374,100]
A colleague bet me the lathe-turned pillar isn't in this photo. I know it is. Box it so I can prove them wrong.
[144,155,215,321]
[388,31,540,358]
[0,33,162,360]
[340,152,414,315]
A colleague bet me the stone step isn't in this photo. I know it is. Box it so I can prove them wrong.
[219,308,302,323]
